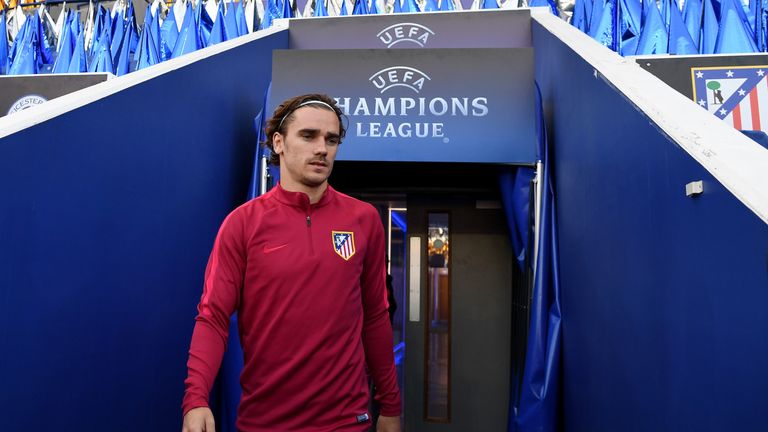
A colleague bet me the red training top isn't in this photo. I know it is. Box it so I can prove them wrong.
[182,184,401,431]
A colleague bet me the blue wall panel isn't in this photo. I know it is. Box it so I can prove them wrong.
[532,23,768,431]
[0,31,287,431]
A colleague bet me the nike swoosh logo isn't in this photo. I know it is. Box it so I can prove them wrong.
[263,244,289,254]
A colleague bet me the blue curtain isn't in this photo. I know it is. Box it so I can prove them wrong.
[507,84,563,432]
[499,167,535,271]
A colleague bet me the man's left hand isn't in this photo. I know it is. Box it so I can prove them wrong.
[376,415,401,432]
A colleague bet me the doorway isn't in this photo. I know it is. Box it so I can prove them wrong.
[332,162,522,431]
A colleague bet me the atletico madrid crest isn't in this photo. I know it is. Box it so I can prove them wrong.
[332,231,356,261]
[692,65,768,132]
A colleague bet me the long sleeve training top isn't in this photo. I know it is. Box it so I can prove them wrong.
[182,184,401,431]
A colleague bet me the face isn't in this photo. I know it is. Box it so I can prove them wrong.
[272,106,341,191]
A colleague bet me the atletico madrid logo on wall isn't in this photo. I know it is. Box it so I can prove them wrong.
[332,231,356,261]
[692,65,768,132]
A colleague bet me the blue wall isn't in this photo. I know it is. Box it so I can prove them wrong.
[0,31,287,431]
[532,22,768,431]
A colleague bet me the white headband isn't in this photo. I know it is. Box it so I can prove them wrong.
[277,100,337,131]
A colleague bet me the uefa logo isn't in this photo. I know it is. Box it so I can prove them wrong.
[376,23,435,48]
[8,94,47,115]
[369,66,431,94]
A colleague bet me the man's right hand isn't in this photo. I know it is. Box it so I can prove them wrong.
[182,407,215,432]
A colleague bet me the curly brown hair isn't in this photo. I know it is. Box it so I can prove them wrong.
[263,94,347,166]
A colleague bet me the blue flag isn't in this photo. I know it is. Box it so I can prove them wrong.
[424,0,440,11]
[682,0,703,47]
[224,2,240,39]
[8,14,26,65]
[529,0,558,15]
[91,5,105,56]
[589,0,604,33]
[402,0,421,12]
[352,0,370,14]
[209,1,229,46]
[195,0,214,48]
[160,3,179,61]
[136,16,160,70]
[619,0,642,55]
[36,8,54,67]
[439,0,455,11]
[588,0,618,51]
[281,0,294,18]
[8,17,39,75]
[126,2,140,55]
[149,4,162,62]
[700,0,719,53]
[635,0,669,54]
[340,0,349,15]
[172,3,203,58]
[67,30,87,73]
[754,0,766,51]
[0,11,8,75]
[314,0,329,16]
[668,0,698,54]
[715,0,758,53]
[481,0,499,9]
[52,15,74,74]
[659,0,671,31]
[110,10,126,62]
[571,0,591,33]
[144,4,155,32]
[394,0,402,13]
[748,0,758,37]
[28,13,46,72]
[114,20,134,76]
[262,0,280,29]
[71,9,83,38]
[370,0,381,14]
[88,27,114,73]
[236,1,249,37]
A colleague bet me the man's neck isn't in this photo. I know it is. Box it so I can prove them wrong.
[280,180,328,204]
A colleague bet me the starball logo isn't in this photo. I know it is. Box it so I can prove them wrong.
[376,23,435,48]
[335,64,489,141]
[369,66,431,94]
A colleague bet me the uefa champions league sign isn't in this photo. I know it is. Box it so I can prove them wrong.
[339,64,488,141]
[270,48,535,164]
[288,9,532,50]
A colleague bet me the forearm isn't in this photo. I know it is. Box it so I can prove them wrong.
[182,318,229,415]
[362,305,401,416]
[182,210,245,415]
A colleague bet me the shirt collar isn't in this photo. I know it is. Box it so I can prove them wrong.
[272,182,336,209]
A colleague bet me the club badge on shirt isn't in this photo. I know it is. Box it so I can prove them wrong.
[332,231,356,261]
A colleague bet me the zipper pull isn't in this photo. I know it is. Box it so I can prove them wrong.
[306,216,311,227]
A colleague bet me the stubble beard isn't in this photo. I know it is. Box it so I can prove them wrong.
[301,162,333,188]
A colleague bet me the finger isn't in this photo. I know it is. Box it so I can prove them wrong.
[204,414,215,432]
[183,422,200,432]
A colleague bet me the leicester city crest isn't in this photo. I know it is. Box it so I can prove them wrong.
[332,231,356,261]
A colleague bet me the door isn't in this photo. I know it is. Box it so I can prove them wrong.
[404,194,513,432]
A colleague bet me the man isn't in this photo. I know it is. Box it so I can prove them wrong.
[182,94,402,432]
